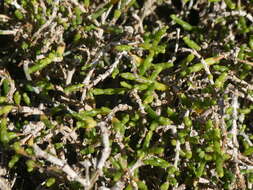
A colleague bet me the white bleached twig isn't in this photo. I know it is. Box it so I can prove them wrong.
[130,89,146,114]
[227,73,253,91]
[66,68,76,85]
[181,48,214,84]
[111,159,144,190]
[106,104,132,122]
[0,29,19,35]
[88,104,132,190]
[0,15,10,22]
[67,0,87,13]
[221,10,253,23]
[97,121,111,171]
[174,140,181,169]
[81,50,125,101]
[88,52,127,89]
[31,1,59,44]
[0,177,11,190]
[231,91,239,149]
[33,144,89,187]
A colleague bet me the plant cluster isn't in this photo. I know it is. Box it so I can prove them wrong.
[0,0,253,189]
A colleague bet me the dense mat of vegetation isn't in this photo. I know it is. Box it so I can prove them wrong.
[0,0,253,189]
